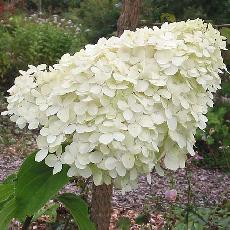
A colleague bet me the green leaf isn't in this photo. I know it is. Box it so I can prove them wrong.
[0,184,15,205]
[135,213,150,225]
[0,198,16,230]
[207,136,214,145]
[15,151,69,219]
[116,217,131,230]
[57,193,95,230]
[33,203,59,221]
[3,173,17,184]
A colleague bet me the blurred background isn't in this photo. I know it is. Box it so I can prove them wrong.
[0,0,229,172]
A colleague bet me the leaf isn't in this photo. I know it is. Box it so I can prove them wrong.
[0,174,16,207]
[57,193,95,230]
[33,203,59,221]
[15,151,69,219]
[160,13,176,22]
[0,198,17,230]
[117,217,131,230]
[0,184,15,205]
[3,173,17,184]
[135,213,150,225]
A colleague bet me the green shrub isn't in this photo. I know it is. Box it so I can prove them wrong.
[195,102,230,170]
[74,0,120,43]
[0,15,86,88]
[141,0,230,24]
[0,27,12,81]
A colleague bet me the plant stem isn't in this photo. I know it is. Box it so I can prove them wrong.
[185,166,192,230]
[22,216,33,230]
[91,184,113,230]
[63,216,70,230]
[117,0,143,36]
[189,208,210,226]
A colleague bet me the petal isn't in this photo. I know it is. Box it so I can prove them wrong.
[128,123,142,137]
[62,151,75,164]
[99,133,114,145]
[102,87,115,97]
[164,65,178,75]
[151,113,165,124]
[77,154,90,165]
[67,166,79,177]
[90,85,102,94]
[139,115,153,128]
[158,89,171,99]
[130,103,143,113]
[74,102,87,115]
[155,165,164,176]
[105,157,117,170]
[93,170,103,186]
[164,150,186,171]
[47,135,57,144]
[57,108,69,122]
[40,128,49,136]
[154,50,173,65]
[78,143,90,154]
[45,154,58,167]
[172,56,185,66]
[75,158,87,169]
[88,104,98,116]
[78,167,92,178]
[134,80,149,92]
[130,168,137,180]
[1,111,8,116]
[123,109,133,121]
[115,162,126,176]
[53,162,62,174]
[109,169,118,178]
[117,100,128,110]
[89,151,103,163]
[167,117,177,131]
[28,121,39,129]
[187,142,195,156]
[64,124,76,134]
[36,135,48,149]
[121,153,135,169]
[35,149,48,162]
[113,132,125,142]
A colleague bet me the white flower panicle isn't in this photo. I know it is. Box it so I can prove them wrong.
[2,19,226,192]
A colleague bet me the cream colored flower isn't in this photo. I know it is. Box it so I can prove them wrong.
[2,19,226,192]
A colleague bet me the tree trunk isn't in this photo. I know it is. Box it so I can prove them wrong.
[91,184,113,230]
[117,0,142,36]
[91,2,142,229]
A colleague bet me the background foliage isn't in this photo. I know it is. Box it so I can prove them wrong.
[0,14,85,87]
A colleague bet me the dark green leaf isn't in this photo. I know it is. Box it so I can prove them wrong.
[57,193,95,230]
[135,213,150,225]
[15,152,69,219]
[116,217,131,230]
[0,198,16,230]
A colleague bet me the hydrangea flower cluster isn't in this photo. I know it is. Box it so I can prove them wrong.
[2,19,226,192]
